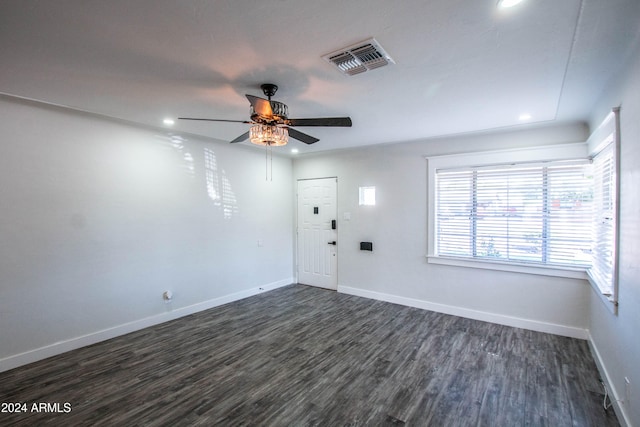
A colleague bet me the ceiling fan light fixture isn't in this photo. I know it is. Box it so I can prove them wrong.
[249,124,289,146]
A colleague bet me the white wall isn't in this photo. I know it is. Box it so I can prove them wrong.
[293,123,591,338]
[0,95,294,371]
[587,38,640,427]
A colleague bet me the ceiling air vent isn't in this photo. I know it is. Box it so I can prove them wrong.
[323,38,395,76]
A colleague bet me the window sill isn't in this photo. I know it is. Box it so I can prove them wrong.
[586,270,618,315]
[426,255,589,280]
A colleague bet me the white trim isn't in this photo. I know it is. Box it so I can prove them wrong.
[0,278,293,373]
[338,285,588,339]
[588,331,631,427]
[612,107,621,310]
[427,255,589,279]
[424,142,589,164]
[587,108,618,156]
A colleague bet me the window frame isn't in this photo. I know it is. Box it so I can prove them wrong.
[585,108,620,314]
[426,142,590,280]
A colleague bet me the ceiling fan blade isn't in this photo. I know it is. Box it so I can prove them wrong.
[230,131,250,143]
[178,117,252,124]
[287,127,319,145]
[287,117,352,127]
[246,95,273,118]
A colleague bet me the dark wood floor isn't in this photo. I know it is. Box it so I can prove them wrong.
[1,284,618,426]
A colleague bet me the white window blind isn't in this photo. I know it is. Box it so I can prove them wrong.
[436,160,593,268]
[585,107,620,312]
[589,143,616,295]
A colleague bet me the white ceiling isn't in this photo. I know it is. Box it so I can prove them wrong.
[1,0,639,154]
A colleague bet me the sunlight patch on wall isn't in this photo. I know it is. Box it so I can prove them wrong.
[205,148,237,219]
[164,134,195,177]
[359,186,376,206]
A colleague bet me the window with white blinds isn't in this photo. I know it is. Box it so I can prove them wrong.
[582,108,620,314]
[588,142,616,297]
[435,160,594,268]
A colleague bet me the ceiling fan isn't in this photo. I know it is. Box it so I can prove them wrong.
[179,83,352,146]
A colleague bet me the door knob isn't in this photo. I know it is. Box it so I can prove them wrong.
[328,241,337,245]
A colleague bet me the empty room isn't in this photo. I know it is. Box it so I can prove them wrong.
[1,0,639,425]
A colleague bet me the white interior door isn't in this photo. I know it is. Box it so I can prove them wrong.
[297,178,338,290]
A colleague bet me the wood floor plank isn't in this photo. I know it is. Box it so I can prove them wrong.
[0,284,619,426]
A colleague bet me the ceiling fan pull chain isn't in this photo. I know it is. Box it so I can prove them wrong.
[265,142,268,181]
[264,142,274,181]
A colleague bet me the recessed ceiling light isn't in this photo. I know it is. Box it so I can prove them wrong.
[498,0,524,8]
[163,118,175,126]
[291,148,299,154]
[519,113,532,121]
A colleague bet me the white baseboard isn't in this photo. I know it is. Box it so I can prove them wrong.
[337,285,588,339]
[0,279,293,373]
[587,332,630,427]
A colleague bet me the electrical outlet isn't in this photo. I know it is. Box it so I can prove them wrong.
[625,377,631,403]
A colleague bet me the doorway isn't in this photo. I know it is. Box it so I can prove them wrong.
[297,178,338,290]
